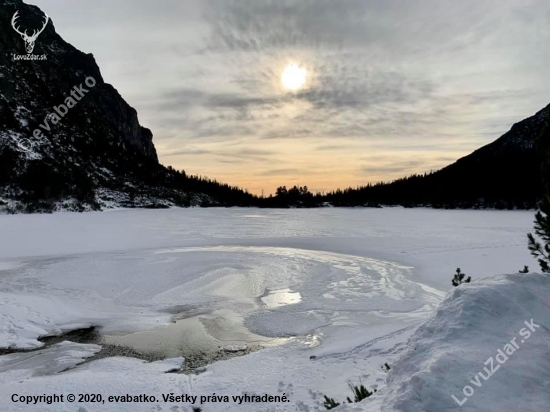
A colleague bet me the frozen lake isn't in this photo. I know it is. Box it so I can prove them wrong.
[0,208,536,411]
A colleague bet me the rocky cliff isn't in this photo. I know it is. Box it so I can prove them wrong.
[0,0,157,157]
[0,0,255,212]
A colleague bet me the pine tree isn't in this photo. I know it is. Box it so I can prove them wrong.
[519,265,529,274]
[323,381,377,409]
[528,123,550,272]
[323,395,340,410]
[452,268,471,287]
[345,382,376,403]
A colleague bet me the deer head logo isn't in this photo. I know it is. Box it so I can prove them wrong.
[11,11,49,54]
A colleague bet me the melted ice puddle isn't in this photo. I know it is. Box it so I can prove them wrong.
[101,309,289,368]
[261,288,302,309]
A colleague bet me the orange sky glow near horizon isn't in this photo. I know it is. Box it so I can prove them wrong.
[32,0,550,196]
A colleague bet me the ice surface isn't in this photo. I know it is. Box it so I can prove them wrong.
[0,208,538,410]
[0,341,101,382]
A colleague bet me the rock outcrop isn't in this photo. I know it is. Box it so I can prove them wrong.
[0,0,255,212]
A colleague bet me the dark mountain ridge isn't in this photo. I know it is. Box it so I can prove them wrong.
[0,0,254,212]
[261,104,549,209]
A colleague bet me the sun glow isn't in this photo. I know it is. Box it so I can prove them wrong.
[281,63,307,91]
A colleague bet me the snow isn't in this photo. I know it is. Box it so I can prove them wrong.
[381,273,550,412]
[0,208,540,411]
[0,341,101,382]
[0,130,42,159]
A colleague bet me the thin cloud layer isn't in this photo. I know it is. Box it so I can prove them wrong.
[31,0,550,194]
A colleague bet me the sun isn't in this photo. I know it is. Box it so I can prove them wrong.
[281,63,307,91]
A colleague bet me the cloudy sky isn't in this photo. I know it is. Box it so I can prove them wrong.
[32,0,550,195]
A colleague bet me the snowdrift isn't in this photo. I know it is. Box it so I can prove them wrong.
[380,273,550,411]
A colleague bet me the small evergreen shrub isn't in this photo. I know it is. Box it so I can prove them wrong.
[528,122,550,272]
[452,268,471,287]
[323,380,377,410]
[346,382,376,403]
[323,395,340,410]
[528,207,550,272]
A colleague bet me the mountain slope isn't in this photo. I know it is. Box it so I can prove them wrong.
[324,104,550,209]
[0,0,254,212]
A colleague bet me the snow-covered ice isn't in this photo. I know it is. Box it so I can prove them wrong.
[0,341,101,382]
[0,208,539,411]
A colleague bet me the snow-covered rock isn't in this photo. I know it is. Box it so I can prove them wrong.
[381,273,550,411]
